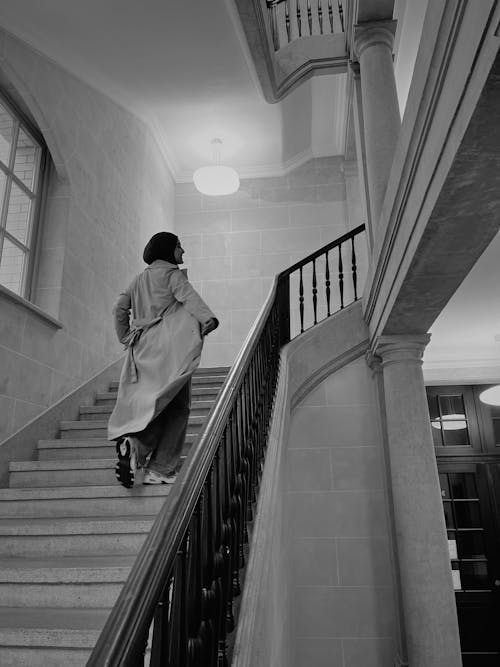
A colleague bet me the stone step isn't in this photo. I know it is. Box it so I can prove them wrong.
[0,484,170,519]
[79,399,214,420]
[59,415,205,439]
[0,606,106,667]
[10,458,117,488]
[0,516,154,557]
[195,366,230,375]
[108,374,226,391]
[37,434,197,460]
[0,556,134,609]
[0,556,132,608]
[96,385,221,405]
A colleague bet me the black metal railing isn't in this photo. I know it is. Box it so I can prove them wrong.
[86,223,365,667]
[266,0,345,51]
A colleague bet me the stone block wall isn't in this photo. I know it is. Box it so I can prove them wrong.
[0,30,175,442]
[286,356,397,666]
[175,157,366,367]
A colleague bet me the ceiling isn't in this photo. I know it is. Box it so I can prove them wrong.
[0,0,497,380]
[0,0,345,180]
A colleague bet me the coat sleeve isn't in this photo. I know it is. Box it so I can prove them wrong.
[170,269,218,326]
[113,288,132,343]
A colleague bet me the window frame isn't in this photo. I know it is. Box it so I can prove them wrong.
[0,88,49,300]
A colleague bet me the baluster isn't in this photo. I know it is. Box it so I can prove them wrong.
[166,536,189,667]
[338,243,344,309]
[307,0,312,35]
[318,0,323,34]
[229,411,242,597]
[203,469,219,666]
[285,0,291,42]
[222,429,235,632]
[337,0,344,32]
[351,236,358,301]
[187,501,204,666]
[325,250,331,316]
[328,0,334,32]
[270,2,280,51]
[150,590,167,665]
[295,0,302,37]
[213,450,229,667]
[299,266,304,333]
[312,259,318,325]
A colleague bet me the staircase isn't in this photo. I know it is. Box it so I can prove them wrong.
[0,367,229,667]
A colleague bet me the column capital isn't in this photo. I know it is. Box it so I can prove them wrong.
[353,20,397,60]
[374,333,431,367]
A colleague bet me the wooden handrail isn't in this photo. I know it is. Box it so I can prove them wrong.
[87,223,365,666]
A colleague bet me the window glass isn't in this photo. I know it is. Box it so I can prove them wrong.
[0,103,14,165]
[449,473,477,499]
[0,92,45,297]
[5,182,33,246]
[0,236,26,293]
[14,128,40,191]
[430,393,470,446]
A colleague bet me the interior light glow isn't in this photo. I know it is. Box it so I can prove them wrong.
[431,415,467,431]
[479,385,500,406]
[193,165,240,196]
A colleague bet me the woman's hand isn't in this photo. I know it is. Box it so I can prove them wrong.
[201,318,219,336]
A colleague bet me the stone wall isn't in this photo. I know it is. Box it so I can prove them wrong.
[175,157,365,367]
[0,30,175,442]
[286,356,397,666]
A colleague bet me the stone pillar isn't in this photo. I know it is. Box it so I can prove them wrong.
[374,334,462,667]
[348,62,373,250]
[354,21,401,231]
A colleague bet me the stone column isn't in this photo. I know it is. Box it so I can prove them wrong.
[354,21,401,231]
[374,334,462,667]
[348,62,373,250]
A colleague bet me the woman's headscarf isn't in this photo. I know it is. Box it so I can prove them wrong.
[143,232,179,265]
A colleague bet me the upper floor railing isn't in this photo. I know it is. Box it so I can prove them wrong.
[266,0,345,51]
[233,0,349,102]
[86,223,366,667]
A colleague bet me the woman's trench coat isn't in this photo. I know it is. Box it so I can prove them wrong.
[107,260,217,441]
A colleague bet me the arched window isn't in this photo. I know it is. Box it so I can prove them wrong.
[0,90,47,297]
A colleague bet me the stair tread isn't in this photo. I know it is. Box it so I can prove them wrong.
[82,399,214,412]
[0,606,109,631]
[10,459,116,472]
[0,515,154,535]
[0,484,171,500]
[60,417,204,428]
[38,435,196,448]
[0,556,134,582]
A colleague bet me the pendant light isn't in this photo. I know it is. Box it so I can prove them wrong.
[193,138,240,196]
[479,385,500,406]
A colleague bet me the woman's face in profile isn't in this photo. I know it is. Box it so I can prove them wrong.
[174,240,184,264]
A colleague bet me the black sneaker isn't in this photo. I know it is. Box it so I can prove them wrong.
[115,437,137,488]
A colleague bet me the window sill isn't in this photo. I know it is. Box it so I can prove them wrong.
[0,284,63,329]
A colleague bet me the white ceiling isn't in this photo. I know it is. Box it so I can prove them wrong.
[0,0,345,180]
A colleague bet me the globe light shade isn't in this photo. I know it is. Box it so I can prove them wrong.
[479,385,500,406]
[193,165,240,196]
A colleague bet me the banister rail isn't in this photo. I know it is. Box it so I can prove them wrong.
[87,223,365,667]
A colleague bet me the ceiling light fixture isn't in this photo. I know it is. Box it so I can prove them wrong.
[193,138,240,196]
[479,385,500,406]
